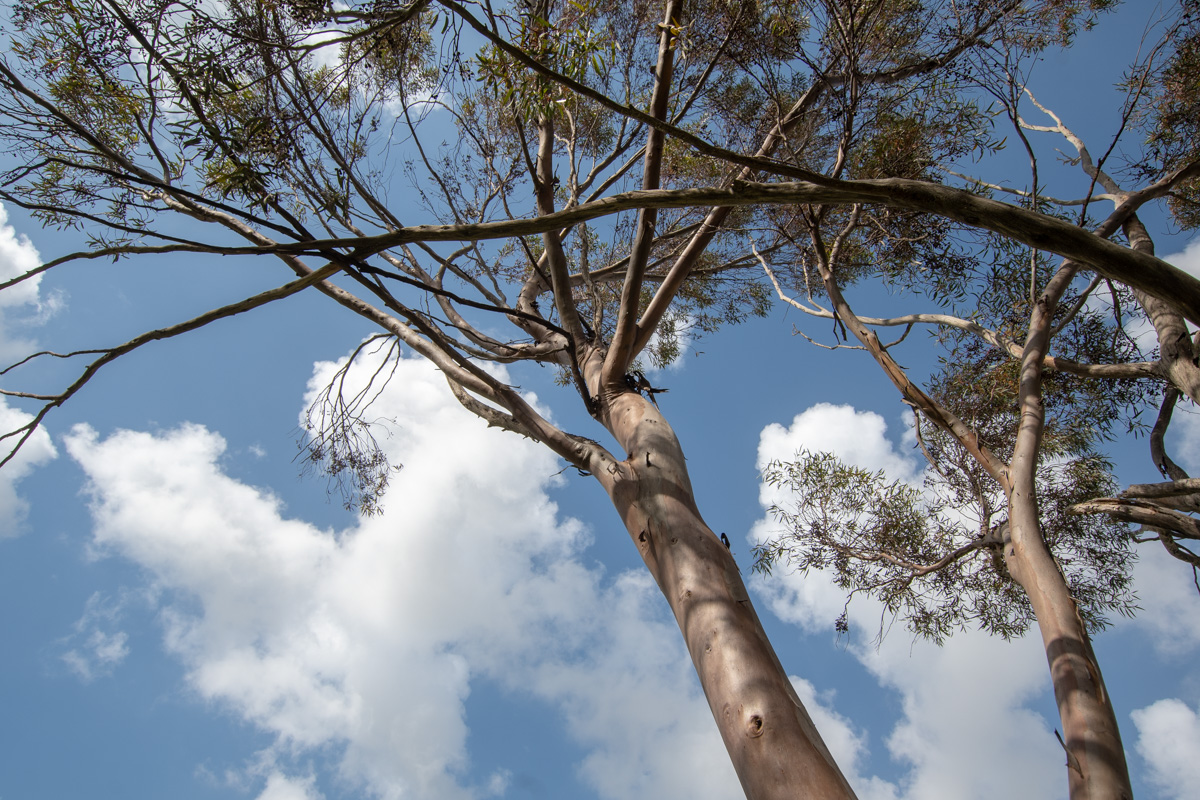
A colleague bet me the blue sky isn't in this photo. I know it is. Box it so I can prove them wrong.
[2,4,1200,800]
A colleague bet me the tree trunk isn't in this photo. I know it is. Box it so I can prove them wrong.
[593,390,858,800]
[1002,495,1132,800]
[1007,263,1133,800]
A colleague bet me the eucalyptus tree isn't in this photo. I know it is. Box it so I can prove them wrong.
[0,1,1197,799]
[754,6,1200,800]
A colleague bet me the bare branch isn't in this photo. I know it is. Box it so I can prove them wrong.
[603,0,683,389]
[1,262,343,468]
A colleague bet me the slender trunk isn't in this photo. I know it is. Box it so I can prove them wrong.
[1006,265,1133,800]
[1002,496,1132,800]
[817,248,1132,798]
[592,391,858,800]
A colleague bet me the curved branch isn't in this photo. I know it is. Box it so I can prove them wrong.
[1150,386,1191,481]
[1069,497,1200,541]
[250,179,1200,327]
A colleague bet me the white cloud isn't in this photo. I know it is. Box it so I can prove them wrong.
[60,591,132,681]
[1131,698,1200,800]
[863,632,1059,800]
[0,202,60,359]
[750,404,1062,800]
[1164,237,1200,282]
[256,772,325,800]
[0,204,42,308]
[758,403,923,486]
[752,403,925,632]
[0,205,61,537]
[516,570,739,800]
[0,396,58,537]
[790,676,899,800]
[65,344,738,800]
[61,630,130,681]
[481,770,509,797]
[1124,543,1200,656]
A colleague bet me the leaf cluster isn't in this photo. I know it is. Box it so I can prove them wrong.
[1136,1,1200,228]
[757,441,1137,645]
[756,449,1029,643]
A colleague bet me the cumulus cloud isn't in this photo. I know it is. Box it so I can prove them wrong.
[750,403,1062,800]
[0,205,60,538]
[1131,698,1200,800]
[789,676,899,800]
[758,403,923,486]
[65,344,737,800]
[516,570,738,800]
[752,403,924,632]
[0,202,60,359]
[0,396,58,537]
[862,632,1059,800]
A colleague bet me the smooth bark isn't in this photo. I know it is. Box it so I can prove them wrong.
[591,390,859,800]
[1005,264,1132,800]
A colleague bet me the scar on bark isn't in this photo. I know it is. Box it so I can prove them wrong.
[638,522,658,561]
[1054,729,1084,775]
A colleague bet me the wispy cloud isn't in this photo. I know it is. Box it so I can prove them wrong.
[60,591,134,682]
